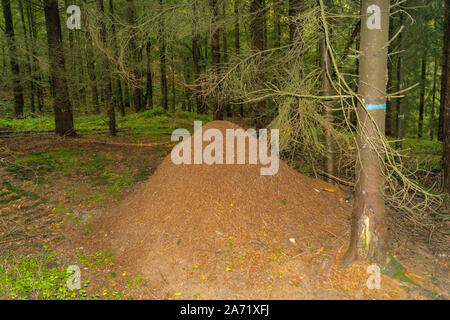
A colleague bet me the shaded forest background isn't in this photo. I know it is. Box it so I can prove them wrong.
[0,0,446,139]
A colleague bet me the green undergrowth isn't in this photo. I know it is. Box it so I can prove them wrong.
[6,148,113,183]
[0,249,131,300]
[0,108,211,134]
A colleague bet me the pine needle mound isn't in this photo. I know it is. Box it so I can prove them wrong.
[95,121,360,299]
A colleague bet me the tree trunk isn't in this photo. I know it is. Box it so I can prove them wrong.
[82,0,100,114]
[18,0,35,114]
[127,0,144,113]
[159,0,169,110]
[222,1,232,118]
[64,0,78,112]
[109,0,125,116]
[43,0,75,136]
[320,36,334,180]
[96,0,116,135]
[442,0,450,194]
[289,0,303,44]
[145,40,154,109]
[2,0,24,118]
[234,0,244,117]
[192,1,204,114]
[430,56,438,141]
[26,1,44,112]
[250,0,265,127]
[273,0,281,48]
[439,0,450,142]
[342,0,390,268]
[210,0,222,120]
[170,50,176,111]
[418,53,427,138]
[385,18,394,136]
[395,12,405,149]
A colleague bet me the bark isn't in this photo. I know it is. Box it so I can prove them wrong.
[289,0,303,44]
[192,1,204,114]
[320,37,334,180]
[64,0,78,111]
[210,0,222,120]
[430,56,438,141]
[109,0,125,116]
[443,0,450,194]
[385,18,394,136]
[342,0,390,268]
[27,1,44,112]
[273,0,282,48]
[234,0,243,117]
[222,1,232,117]
[170,50,176,111]
[2,0,24,118]
[418,53,427,138]
[250,0,266,127]
[43,0,75,136]
[439,0,450,142]
[82,0,100,114]
[18,0,35,114]
[159,0,168,110]
[145,41,154,109]
[395,12,405,149]
[96,0,116,135]
[127,0,144,113]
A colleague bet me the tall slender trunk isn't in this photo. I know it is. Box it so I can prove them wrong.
[1,45,5,75]
[109,0,125,116]
[320,36,334,181]
[127,0,143,113]
[430,56,438,141]
[289,0,303,44]
[76,31,87,114]
[385,18,394,136]
[170,50,176,111]
[145,41,154,109]
[82,0,100,114]
[222,1,232,118]
[211,0,222,120]
[263,0,268,50]
[418,53,427,138]
[192,1,204,114]
[2,0,24,118]
[96,0,116,135]
[234,0,243,117]
[18,0,35,114]
[395,12,405,149]
[27,1,43,112]
[250,0,265,127]
[159,0,168,110]
[43,0,75,136]
[64,0,78,112]
[342,0,390,268]
[442,0,450,194]
[273,0,281,48]
[439,0,450,142]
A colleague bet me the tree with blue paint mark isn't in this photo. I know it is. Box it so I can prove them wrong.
[342,0,390,269]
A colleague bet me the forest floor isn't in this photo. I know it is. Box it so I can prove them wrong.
[0,110,448,300]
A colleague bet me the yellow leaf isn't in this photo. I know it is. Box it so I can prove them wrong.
[225,267,231,272]
[174,292,181,296]
[321,188,335,192]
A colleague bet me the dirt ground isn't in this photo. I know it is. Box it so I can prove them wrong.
[0,123,448,300]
